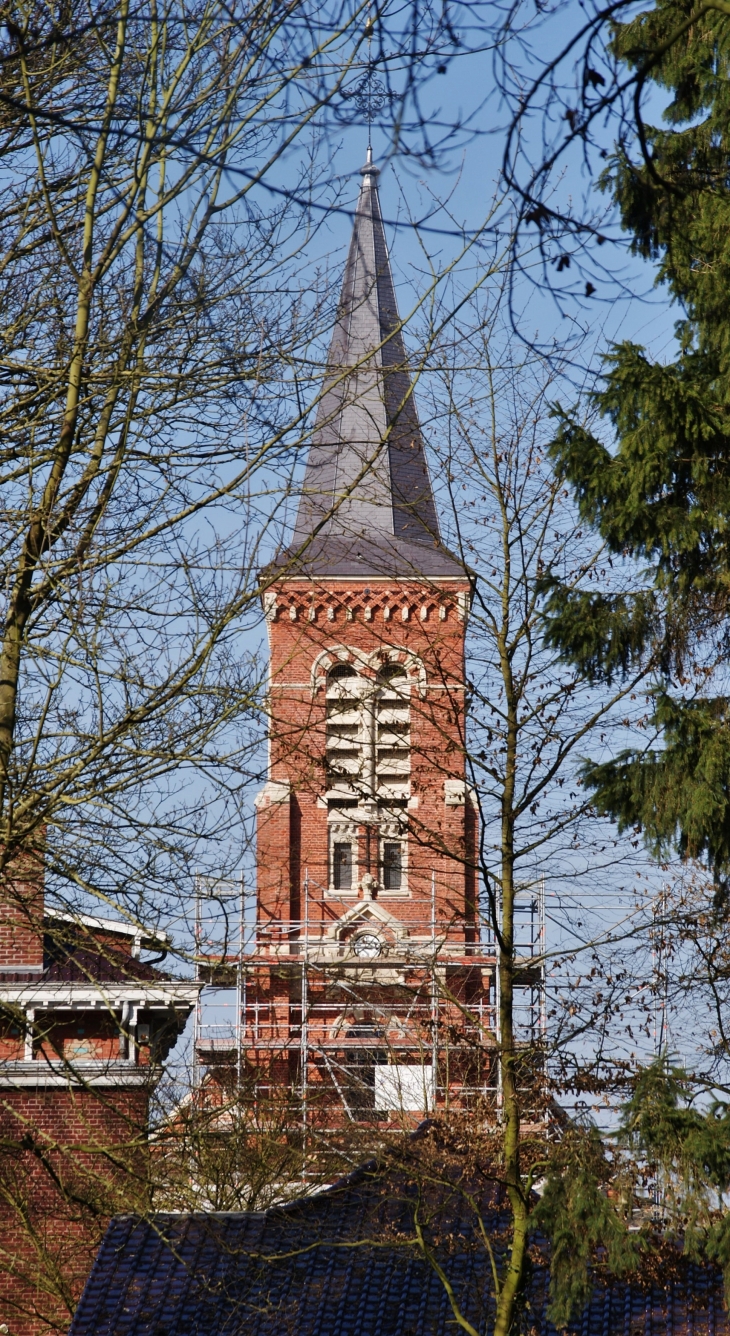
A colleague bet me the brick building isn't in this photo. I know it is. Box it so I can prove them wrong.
[0,851,198,1335]
[197,150,509,1122]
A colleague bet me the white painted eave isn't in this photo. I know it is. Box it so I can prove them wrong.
[0,981,201,1009]
[0,1060,160,1089]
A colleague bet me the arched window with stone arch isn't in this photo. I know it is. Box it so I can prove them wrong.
[325,663,362,893]
[374,662,410,803]
[325,663,363,795]
[324,656,412,897]
[374,662,410,893]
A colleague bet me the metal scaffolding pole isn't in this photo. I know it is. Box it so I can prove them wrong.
[430,869,438,1110]
[301,868,309,1157]
[237,872,244,1092]
[193,876,202,1098]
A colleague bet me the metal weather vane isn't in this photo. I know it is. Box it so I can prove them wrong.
[348,11,388,142]
[352,70,388,131]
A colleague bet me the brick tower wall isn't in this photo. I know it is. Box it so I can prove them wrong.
[245,570,490,1115]
[258,575,476,935]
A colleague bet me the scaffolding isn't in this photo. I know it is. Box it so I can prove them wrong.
[193,873,248,1094]
[193,873,547,1125]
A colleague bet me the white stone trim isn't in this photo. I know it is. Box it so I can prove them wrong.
[0,982,200,1009]
[0,1061,157,1089]
[324,900,410,955]
[310,644,427,698]
[310,644,370,693]
[444,779,478,808]
[254,779,291,809]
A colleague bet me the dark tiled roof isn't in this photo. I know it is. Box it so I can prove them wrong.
[70,1167,728,1336]
[273,532,467,580]
[0,950,167,985]
[42,945,168,984]
[269,154,465,582]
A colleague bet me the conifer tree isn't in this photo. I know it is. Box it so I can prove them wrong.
[513,6,730,1315]
[541,0,730,883]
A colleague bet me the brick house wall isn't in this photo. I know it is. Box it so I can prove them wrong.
[0,1086,149,1336]
[0,857,198,1335]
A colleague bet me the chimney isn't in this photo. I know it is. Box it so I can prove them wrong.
[0,842,45,972]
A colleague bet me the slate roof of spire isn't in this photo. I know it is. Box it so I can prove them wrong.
[70,1163,727,1336]
[271,151,465,580]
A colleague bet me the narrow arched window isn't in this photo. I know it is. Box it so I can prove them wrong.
[325,665,362,793]
[374,664,410,802]
[332,841,353,891]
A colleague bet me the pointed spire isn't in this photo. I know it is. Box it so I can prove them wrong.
[281,153,464,579]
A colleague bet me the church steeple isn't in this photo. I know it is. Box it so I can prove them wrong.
[278,152,464,579]
[246,158,481,1137]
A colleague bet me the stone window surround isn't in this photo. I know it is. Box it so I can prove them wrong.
[326,813,409,899]
[312,644,427,698]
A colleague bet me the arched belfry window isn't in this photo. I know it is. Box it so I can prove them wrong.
[325,665,364,792]
[325,661,411,805]
[374,664,411,802]
[325,659,411,895]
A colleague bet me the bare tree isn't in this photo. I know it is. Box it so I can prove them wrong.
[0,5,509,1326]
[0,0,492,927]
[152,1069,353,1212]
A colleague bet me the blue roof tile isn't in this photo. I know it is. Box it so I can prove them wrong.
[70,1170,730,1336]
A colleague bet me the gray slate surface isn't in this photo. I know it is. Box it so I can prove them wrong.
[271,153,465,580]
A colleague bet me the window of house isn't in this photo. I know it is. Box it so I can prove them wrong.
[382,842,402,891]
[332,841,353,891]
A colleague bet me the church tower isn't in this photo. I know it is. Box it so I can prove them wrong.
[247,153,492,1120]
